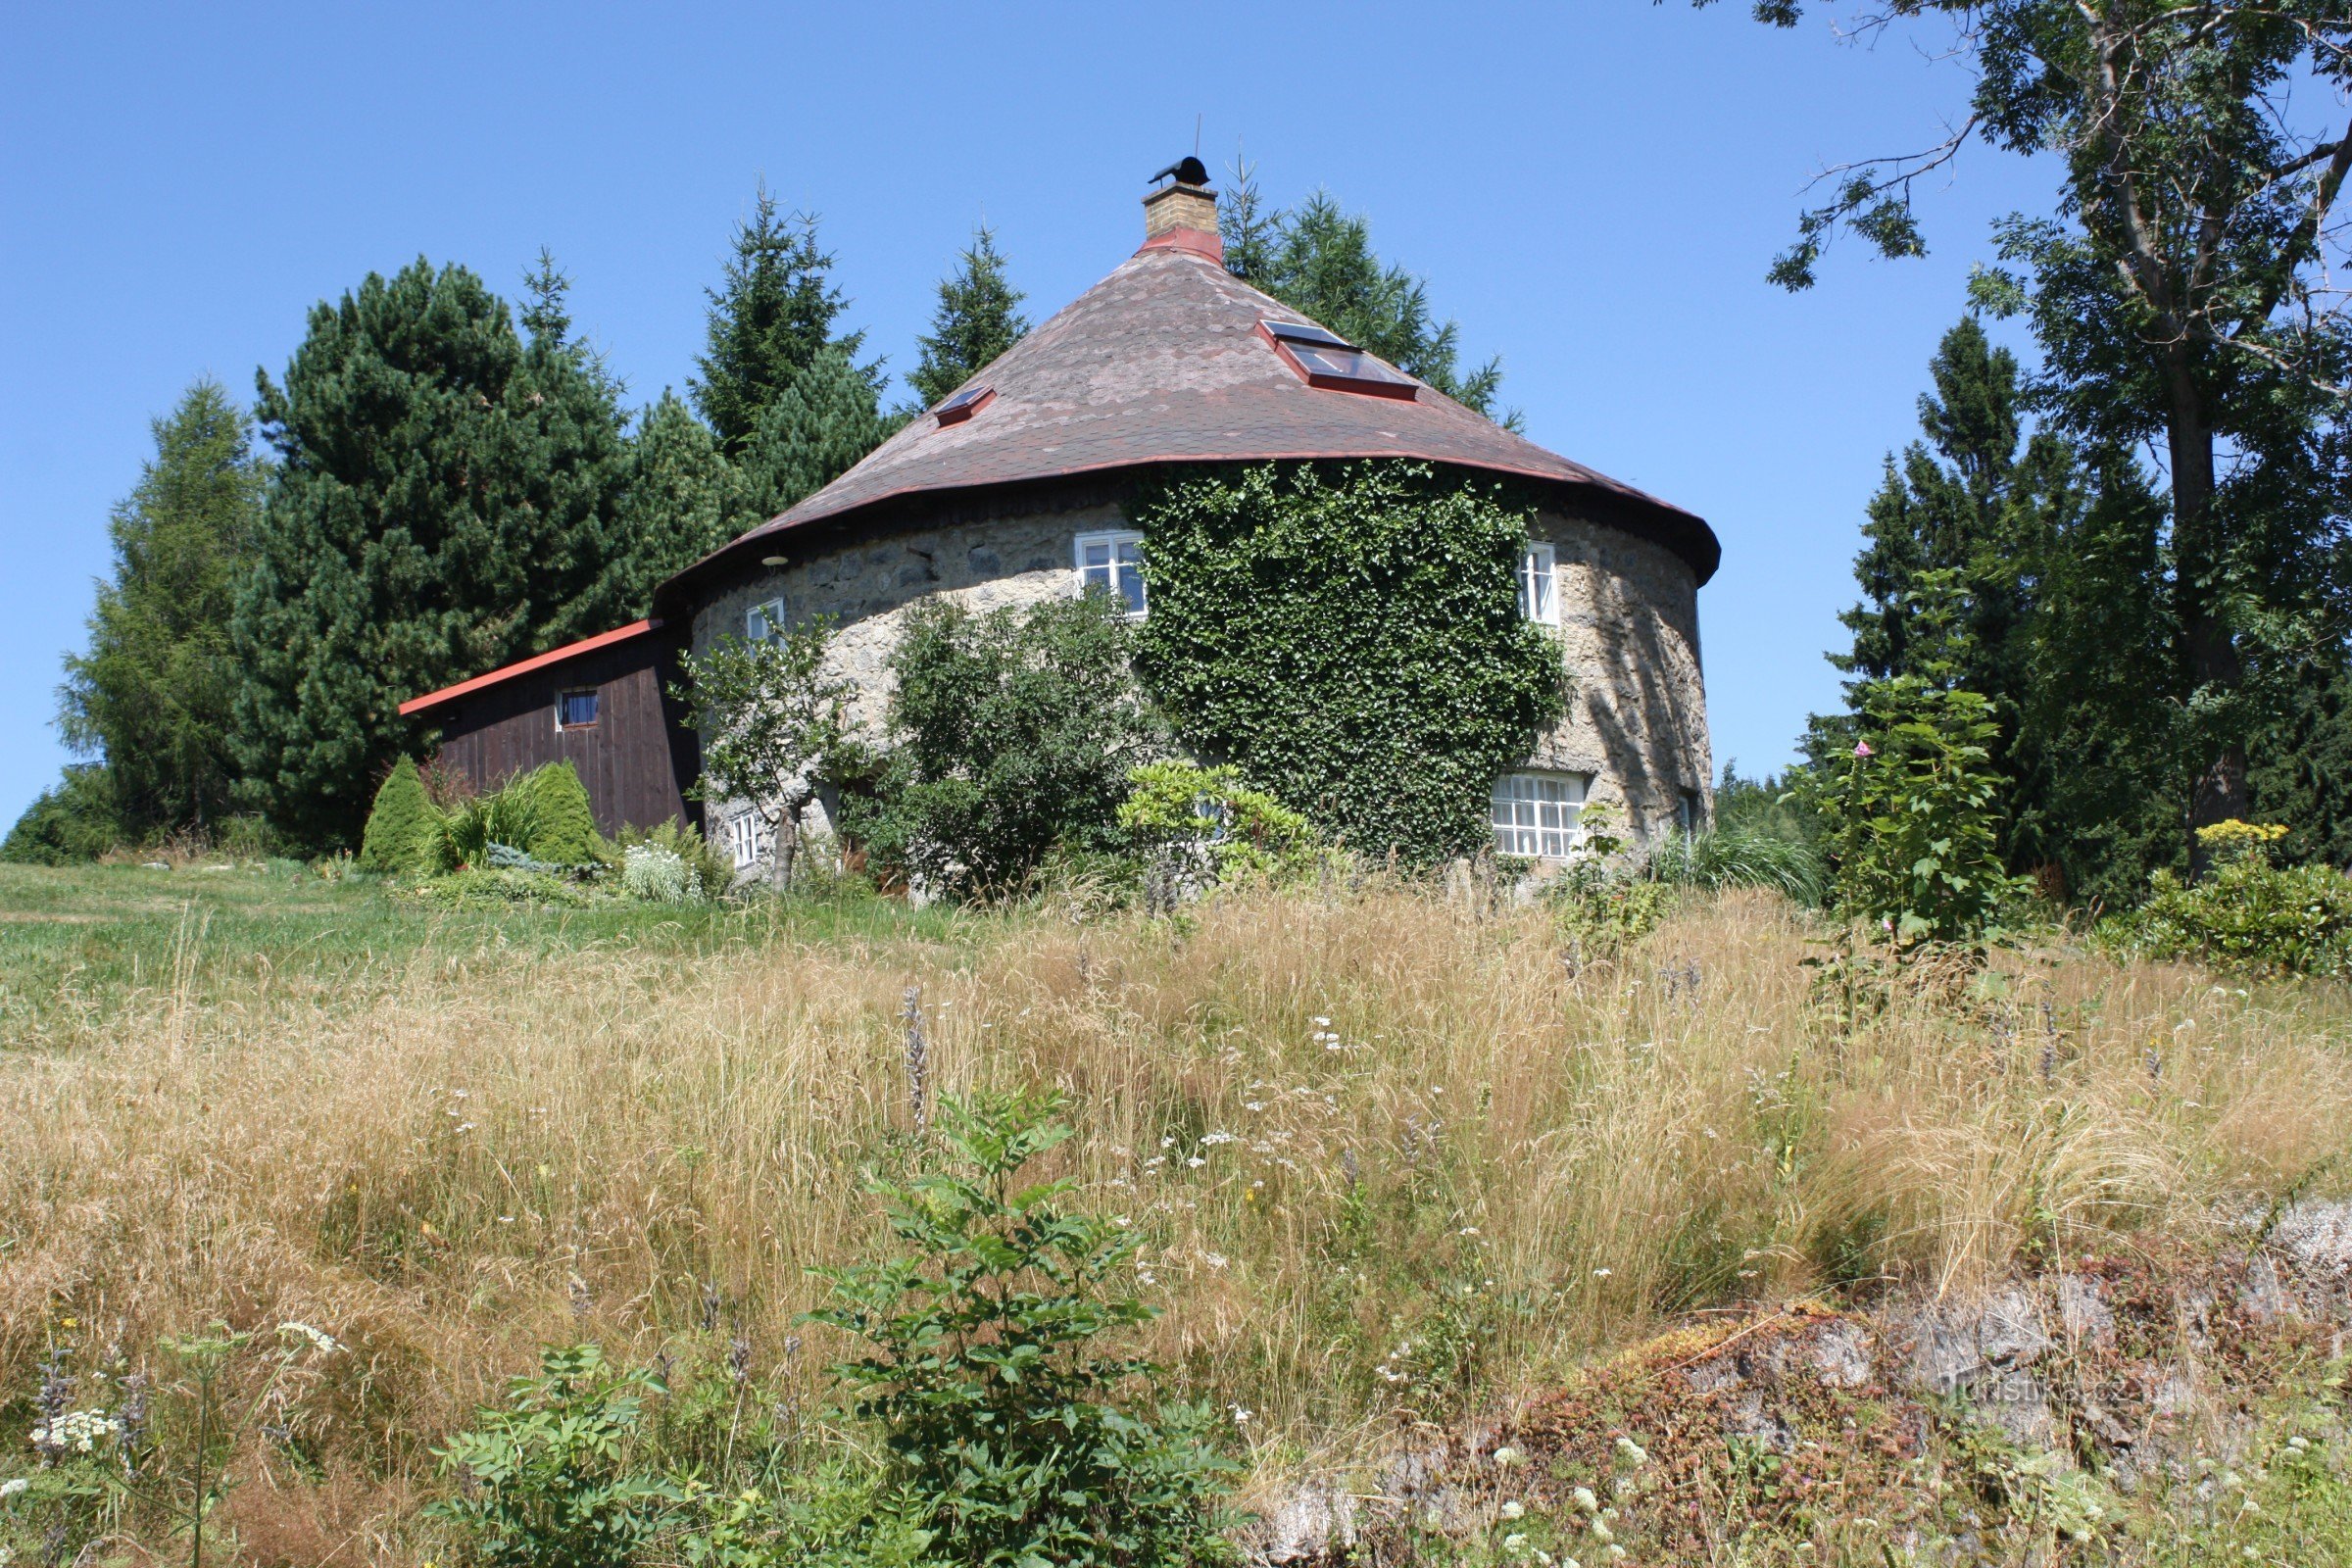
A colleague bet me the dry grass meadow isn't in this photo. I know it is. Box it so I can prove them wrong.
[3,865,2349,1557]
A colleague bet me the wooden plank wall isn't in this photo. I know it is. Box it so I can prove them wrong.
[426,634,700,837]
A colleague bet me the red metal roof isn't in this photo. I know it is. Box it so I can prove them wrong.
[662,241,1718,603]
[399,618,664,716]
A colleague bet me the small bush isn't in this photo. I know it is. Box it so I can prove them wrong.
[358,758,440,873]
[1117,761,1317,889]
[1645,825,1824,906]
[412,868,603,908]
[2101,820,2352,976]
[2,765,123,864]
[433,1344,675,1568]
[616,819,735,901]
[811,1088,1236,1566]
[620,844,697,903]
[515,760,603,867]
[848,595,1167,900]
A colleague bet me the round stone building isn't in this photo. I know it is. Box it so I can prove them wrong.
[654,168,1719,875]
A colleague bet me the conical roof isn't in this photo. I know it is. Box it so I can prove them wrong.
[663,238,1717,603]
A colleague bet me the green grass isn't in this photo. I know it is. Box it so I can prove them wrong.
[0,859,978,1049]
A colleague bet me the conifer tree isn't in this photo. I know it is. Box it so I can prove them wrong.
[907,226,1029,407]
[1220,162,1509,422]
[607,390,743,614]
[738,345,890,524]
[512,252,637,647]
[58,378,264,838]
[691,184,877,454]
[232,258,629,850]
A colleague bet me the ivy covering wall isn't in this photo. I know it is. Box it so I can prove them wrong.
[1132,461,1568,864]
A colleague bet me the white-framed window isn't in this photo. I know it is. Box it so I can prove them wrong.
[1073,529,1147,618]
[1491,770,1590,859]
[746,598,786,643]
[723,810,768,872]
[1519,542,1558,625]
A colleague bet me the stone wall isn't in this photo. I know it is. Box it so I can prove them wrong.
[690,489,1710,852]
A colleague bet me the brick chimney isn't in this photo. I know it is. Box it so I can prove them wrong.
[1141,157,1221,260]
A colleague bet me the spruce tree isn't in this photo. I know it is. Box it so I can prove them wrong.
[1220,162,1509,421]
[512,252,637,647]
[691,184,877,454]
[232,257,629,850]
[906,226,1029,407]
[57,378,264,838]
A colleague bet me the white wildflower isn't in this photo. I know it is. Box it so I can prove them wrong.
[1592,1267,1612,1279]
[1188,1156,1205,1168]
[1312,1016,1332,1027]
[278,1321,345,1355]
[1493,1445,1524,1467]
[1571,1486,1598,1513]
[1614,1436,1647,1466]
[1229,1404,1252,1426]
[1200,1131,1238,1146]
[1502,1533,1529,1554]
[0,1477,24,1498]
[1499,1499,1526,1520]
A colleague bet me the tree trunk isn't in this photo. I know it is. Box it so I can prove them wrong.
[769,809,797,893]
[2165,354,2249,865]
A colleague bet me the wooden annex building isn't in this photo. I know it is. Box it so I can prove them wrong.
[396,618,700,839]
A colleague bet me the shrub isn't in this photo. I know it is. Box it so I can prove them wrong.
[358,758,440,873]
[433,1344,675,1568]
[810,1089,1235,1567]
[1132,461,1567,864]
[1117,761,1317,888]
[620,844,696,903]
[1796,676,2019,947]
[2101,820,2352,976]
[2,765,123,864]
[1644,825,1824,906]
[615,818,735,898]
[515,760,603,867]
[848,595,1167,900]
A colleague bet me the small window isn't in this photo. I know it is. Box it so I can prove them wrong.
[1491,771,1590,860]
[1519,543,1558,625]
[723,810,767,872]
[934,385,995,425]
[746,598,785,643]
[1677,790,1703,835]
[1074,529,1147,618]
[557,689,600,729]
[1259,319,1419,399]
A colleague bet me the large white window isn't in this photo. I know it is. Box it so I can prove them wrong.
[1519,543,1558,625]
[1074,529,1147,618]
[746,598,786,643]
[1491,771,1589,859]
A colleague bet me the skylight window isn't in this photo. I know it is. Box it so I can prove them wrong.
[934,385,995,425]
[1259,320,1418,399]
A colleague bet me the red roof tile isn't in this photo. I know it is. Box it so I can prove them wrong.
[664,244,1718,598]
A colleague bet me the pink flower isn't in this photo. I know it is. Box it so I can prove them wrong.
[1853,741,1875,759]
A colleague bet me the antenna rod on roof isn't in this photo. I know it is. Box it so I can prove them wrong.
[1194,113,1202,156]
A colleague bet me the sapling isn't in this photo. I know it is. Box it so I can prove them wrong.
[675,617,859,892]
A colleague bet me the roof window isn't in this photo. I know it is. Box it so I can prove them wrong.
[1259,320,1418,400]
[934,385,995,425]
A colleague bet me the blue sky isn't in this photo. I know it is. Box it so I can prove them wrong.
[0,1,2055,832]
